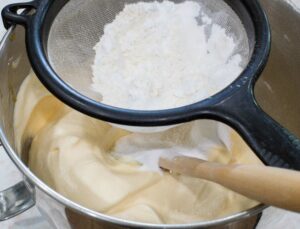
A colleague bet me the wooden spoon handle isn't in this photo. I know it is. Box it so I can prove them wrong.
[159,156,300,212]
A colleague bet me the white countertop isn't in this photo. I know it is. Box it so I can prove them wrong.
[1,1,300,228]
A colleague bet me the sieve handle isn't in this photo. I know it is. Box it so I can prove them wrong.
[1,1,38,29]
[215,88,300,170]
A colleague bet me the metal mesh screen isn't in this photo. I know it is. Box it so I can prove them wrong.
[47,0,251,103]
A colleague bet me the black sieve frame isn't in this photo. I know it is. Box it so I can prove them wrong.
[2,0,300,170]
[1,0,262,126]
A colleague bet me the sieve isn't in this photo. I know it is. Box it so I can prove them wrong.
[2,0,300,170]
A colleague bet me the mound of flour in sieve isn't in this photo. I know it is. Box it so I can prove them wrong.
[92,1,243,110]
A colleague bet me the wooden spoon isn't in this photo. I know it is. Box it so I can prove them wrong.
[159,156,300,212]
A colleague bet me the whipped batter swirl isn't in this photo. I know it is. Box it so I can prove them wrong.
[14,71,261,224]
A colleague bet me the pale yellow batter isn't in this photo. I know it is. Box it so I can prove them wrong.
[14,71,262,224]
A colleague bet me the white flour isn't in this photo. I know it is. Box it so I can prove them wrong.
[92,1,243,110]
[112,120,228,172]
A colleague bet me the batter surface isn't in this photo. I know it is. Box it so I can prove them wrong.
[14,72,262,224]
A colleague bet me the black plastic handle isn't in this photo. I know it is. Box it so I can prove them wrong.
[1,1,38,29]
[215,87,300,170]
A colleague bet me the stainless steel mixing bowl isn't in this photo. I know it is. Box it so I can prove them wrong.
[0,0,299,228]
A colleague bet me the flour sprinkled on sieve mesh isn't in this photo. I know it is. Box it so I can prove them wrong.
[91,1,244,110]
[47,0,250,111]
